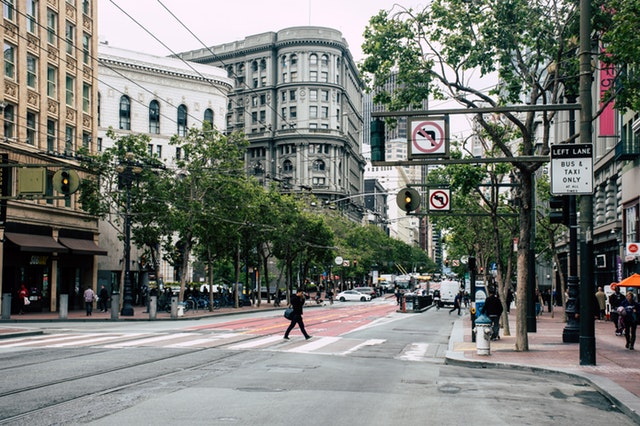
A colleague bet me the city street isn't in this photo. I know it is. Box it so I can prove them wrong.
[0,298,634,425]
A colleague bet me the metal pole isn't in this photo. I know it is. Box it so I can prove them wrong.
[579,0,595,365]
[121,170,134,316]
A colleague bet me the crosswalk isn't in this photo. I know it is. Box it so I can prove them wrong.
[0,331,446,362]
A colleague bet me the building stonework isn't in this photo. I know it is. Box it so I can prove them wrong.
[178,27,366,221]
[0,0,101,314]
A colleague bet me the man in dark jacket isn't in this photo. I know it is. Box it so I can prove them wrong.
[284,290,312,340]
[609,287,626,336]
[482,290,504,341]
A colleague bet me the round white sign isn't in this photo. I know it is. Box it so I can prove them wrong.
[335,256,343,265]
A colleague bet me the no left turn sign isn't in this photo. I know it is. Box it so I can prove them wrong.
[409,117,449,158]
[428,189,450,211]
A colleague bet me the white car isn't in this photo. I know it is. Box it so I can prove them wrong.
[337,290,372,302]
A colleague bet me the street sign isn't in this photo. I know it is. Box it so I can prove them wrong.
[626,243,639,257]
[408,116,449,158]
[550,144,593,195]
[428,189,450,211]
[334,256,343,265]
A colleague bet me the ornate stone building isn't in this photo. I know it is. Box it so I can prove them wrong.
[178,27,366,221]
[0,0,101,313]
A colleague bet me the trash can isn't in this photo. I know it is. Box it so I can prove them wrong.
[474,313,492,355]
[404,295,414,311]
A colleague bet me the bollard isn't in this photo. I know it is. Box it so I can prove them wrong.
[170,295,178,319]
[1,293,11,320]
[111,294,119,320]
[58,294,68,320]
[149,295,157,320]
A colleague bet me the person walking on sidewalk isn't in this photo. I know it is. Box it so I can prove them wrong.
[98,285,109,312]
[595,287,606,320]
[284,290,312,340]
[482,290,504,341]
[609,286,625,336]
[83,286,96,316]
[18,284,29,314]
[620,291,640,350]
[449,291,462,315]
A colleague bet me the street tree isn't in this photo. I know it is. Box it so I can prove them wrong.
[361,0,581,350]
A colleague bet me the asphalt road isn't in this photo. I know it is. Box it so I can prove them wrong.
[0,299,634,425]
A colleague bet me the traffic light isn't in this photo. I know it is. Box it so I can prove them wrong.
[549,194,570,225]
[53,169,79,195]
[370,119,385,162]
[396,187,420,213]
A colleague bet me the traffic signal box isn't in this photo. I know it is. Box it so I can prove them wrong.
[370,119,385,162]
[396,187,420,213]
[53,169,80,195]
[549,195,570,225]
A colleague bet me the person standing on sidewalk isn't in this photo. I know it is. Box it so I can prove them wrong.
[284,290,312,340]
[18,284,29,314]
[83,286,96,316]
[482,290,504,340]
[98,285,109,312]
[620,291,640,350]
[595,287,606,320]
[609,286,625,336]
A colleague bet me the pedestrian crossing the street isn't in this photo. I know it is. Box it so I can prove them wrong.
[0,331,447,362]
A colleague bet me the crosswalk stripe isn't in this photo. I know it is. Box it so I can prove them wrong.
[397,342,430,361]
[288,336,341,353]
[48,333,148,348]
[0,333,104,348]
[228,335,284,349]
[165,333,241,348]
[102,333,195,348]
[340,338,386,355]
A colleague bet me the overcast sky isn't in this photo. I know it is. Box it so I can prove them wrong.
[97,0,413,62]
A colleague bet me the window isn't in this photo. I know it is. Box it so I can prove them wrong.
[82,83,91,113]
[149,100,160,133]
[312,177,326,186]
[82,132,91,148]
[27,55,37,88]
[204,108,214,126]
[281,55,287,68]
[177,104,188,136]
[309,54,318,66]
[260,110,266,122]
[282,73,288,83]
[97,92,101,127]
[320,72,328,82]
[156,145,162,158]
[119,95,131,130]
[291,54,297,66]
[175,146,182,161]
[626,205,638,244]
[313,160,326,172]
[281,91,286,102]
[82,33,90,64]
[251,96,258,107]
[65,21,75,55]
[260,94,266,105]
[281,108,287,120]
[4,43,15,79]
[27,0,38,34]
[310,71,317,82]
[3,0,14,21]
[310,90,318,102]
[26,112,36,145]
[252,61,258,72]
[321,106,329,119]
[283,160,293,172]
[321,54,329,67]
[321,90,329,102]
[289,106,297,119]
[82,0,91,15]
[309,106,318,119]
[147,144,153,156]
[47,66,57,98]
[291,71,297,82]
[3,105,14,139]
[65,126,74,152]
[65,75,75,106]
[252,111,258,124]
[289,90,296,101]
[47,120,56,151]
[47,9,57,45]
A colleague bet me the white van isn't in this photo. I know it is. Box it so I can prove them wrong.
[439,280,464,307]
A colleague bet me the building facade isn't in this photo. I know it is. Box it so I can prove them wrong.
[178,27,366,222]
[97,43,232,295]
[0,0,101,313]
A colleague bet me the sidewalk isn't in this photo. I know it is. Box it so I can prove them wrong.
[446,306,640,423]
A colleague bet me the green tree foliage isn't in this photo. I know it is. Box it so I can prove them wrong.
[361,0,581,350]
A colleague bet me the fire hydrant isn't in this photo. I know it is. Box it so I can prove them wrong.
[474,313,492,355]
[177,303,185,317]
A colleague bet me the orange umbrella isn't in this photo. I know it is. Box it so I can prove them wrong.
[610,273,640,290]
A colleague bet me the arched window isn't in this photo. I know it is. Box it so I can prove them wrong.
[290,54,298,66]
[309,53,318,66]
[204,108,214,127]
[252,60,258,72]
[313,159,326,171]
[149,100,160,134]
[281,55,288,68]
[283,159,293,172]
[260,59,267,70]
[321,54,329,67]
[119,95,131,130]
[177,104,188,137]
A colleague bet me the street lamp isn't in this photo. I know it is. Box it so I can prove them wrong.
[116,152,142,316]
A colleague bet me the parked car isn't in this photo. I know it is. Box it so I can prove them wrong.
[337,290,371,302]
[353,287,376,299]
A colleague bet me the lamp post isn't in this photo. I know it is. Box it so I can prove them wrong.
[117,153,142,316]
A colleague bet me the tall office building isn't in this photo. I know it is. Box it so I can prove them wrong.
[0,0,101,313]
[178,27,366,222]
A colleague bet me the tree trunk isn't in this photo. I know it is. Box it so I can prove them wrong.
[515,171,532,351]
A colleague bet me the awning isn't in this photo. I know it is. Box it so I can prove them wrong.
[58,237,108,256]
[5,232,68,253]
[611,273,640,290]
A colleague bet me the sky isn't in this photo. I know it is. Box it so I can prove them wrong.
[97,0,415,62]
